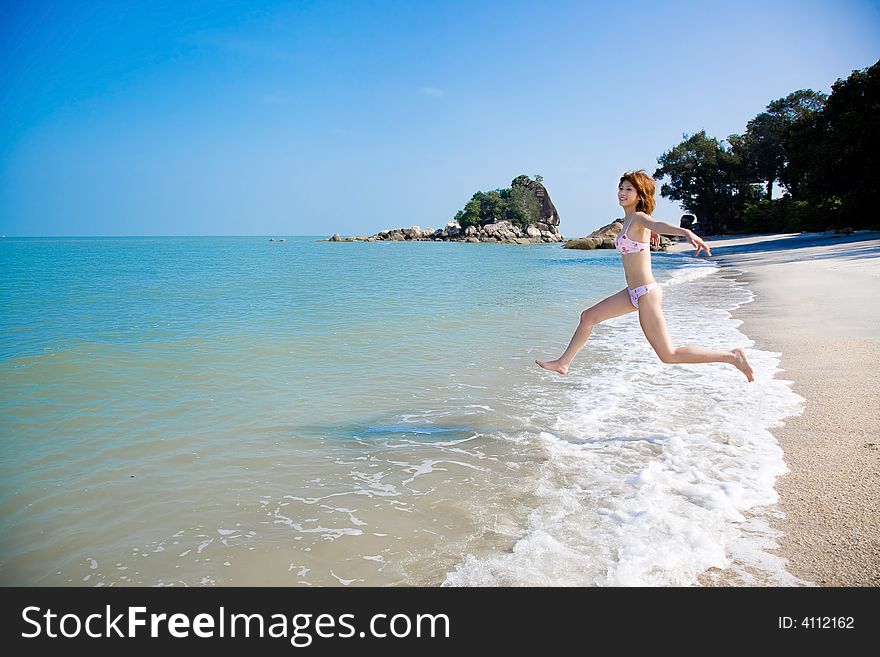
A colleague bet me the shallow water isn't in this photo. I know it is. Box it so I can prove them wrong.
[0,236,805,585]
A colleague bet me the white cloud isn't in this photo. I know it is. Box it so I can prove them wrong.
[420,86,444,97]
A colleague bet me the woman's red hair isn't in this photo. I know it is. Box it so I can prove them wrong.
[619,170,656,215]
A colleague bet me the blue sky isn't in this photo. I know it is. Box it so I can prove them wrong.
[1,0,878,237]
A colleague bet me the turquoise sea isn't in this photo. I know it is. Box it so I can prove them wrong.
[0,236,806,586]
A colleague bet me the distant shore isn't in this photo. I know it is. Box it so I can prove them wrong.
[668,231,880,586]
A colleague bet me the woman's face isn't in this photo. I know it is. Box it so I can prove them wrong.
[618,180,638,208]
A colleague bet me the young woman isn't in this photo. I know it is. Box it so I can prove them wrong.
[535,169,754,382]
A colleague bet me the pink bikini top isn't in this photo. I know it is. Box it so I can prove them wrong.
[615,218,649,255]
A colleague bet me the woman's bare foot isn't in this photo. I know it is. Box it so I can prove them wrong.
[535,358,569,375]
[731,347,754,382]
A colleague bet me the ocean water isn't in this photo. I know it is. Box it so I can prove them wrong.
[0,236,807,586]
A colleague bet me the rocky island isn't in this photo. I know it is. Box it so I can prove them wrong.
[322,175,565,244]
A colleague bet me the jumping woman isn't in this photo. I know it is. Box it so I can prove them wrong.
[535,169,754,382]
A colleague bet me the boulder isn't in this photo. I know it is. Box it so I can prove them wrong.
[519,179,561,227]
[444,221,462,236]
[564,237,598,249]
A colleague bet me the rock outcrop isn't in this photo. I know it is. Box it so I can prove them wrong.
[522,179,561,231]
[563,219,673,251]
[321,180,565,244]
[323,219,562,244]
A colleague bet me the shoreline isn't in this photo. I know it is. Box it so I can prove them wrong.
[668,230,880,586]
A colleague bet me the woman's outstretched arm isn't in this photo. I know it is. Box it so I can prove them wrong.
[634,211,688,237]
[635,212,712,256]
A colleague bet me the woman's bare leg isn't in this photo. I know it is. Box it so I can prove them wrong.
[535,287,636,375]
[636,287,755,381]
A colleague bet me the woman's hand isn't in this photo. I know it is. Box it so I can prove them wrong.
[650,231,660,248]
[686,229,712,256]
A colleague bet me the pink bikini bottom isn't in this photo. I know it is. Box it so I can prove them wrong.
[628,282,659,308]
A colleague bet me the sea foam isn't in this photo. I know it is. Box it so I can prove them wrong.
[443,262,809,586]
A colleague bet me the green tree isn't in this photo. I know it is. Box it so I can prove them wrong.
[473,190,505,223]
[722,133,764,231]
[780,109,825,201]
[655,60,879,234]
[455,198,482,228]
[505,184,542,230]
[452,174,547,232]
[742,90,826,200]
[654,131,742,235]
[791,61,879,227]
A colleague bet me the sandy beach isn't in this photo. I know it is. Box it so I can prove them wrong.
[667,230,880,586]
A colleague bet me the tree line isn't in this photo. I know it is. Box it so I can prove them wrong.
[655,59,879,235]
